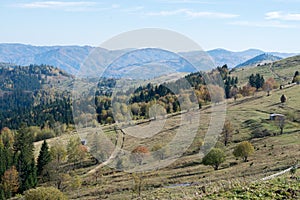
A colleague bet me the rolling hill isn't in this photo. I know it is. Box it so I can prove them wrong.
[206,48,264,67]
[235,53,282,68]
[231,54,300,85]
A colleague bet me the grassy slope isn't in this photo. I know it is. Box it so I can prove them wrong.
[231,55,300,86]
[52,84,299,200]
[149,173,300,200]
[33,57,300,199]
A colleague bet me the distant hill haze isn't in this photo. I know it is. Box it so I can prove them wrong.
[0,43,297,75]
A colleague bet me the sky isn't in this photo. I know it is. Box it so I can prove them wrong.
[0,0,300,52]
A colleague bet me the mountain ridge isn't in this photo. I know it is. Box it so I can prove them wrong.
[0,43,297,74]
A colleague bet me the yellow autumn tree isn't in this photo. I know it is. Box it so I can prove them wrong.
[1,166,19,199]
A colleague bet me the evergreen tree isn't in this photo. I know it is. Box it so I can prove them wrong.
[225,83,231,99]
[234,77,238,85]
[37,140,51,176]
[255,74,264,89]
[260,75,265,89]
[0,133,14,185]
[249,73,264,90]
[14,126,37,193]
[0,188,5,200]
[280,94,287,103]
[0,142,6,182]
[249,74,256,87]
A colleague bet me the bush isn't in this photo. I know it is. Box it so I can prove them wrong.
[229,162,238,167]
[24,187,67,200]
[235,93,243,99]
[251,128,271,139]
[34,129,55,142]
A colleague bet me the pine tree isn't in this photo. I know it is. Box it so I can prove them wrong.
[37,140,51,176]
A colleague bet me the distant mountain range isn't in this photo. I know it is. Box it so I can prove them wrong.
[104,48,198,79]
[235,53,282,68]
[0,44,93,74]
[0,43,297,75]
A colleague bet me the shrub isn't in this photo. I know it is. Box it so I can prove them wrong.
[280,94,287,103]
[35,129,55,142]
[251,128,271,139]
[24,186,67,200]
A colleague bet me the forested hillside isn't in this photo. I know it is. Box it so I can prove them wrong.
[0,65,73,129]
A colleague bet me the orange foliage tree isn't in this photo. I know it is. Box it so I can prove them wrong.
[130,146,150,165]
[263,77,279,96]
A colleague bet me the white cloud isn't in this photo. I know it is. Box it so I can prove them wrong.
[265,11,300,21]
[147,9,238,19]
[15,1,97,9]
[229,20,296,28]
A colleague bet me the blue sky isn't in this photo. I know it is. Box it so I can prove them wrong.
[1,0,300,52]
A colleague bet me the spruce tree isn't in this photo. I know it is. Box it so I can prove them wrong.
[14,125,37,193]
[255,74,264,89]
[249,74,256,87]
[234,77,238,85]
[0,142,6,182]
[37,140,51,176]
[0,135,14,185]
